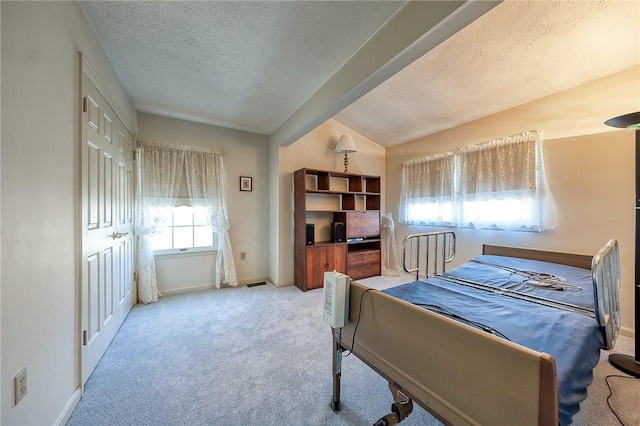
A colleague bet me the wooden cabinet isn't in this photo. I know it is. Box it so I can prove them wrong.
[334,211,380,239]
[305,244,347,290]
[294,168,381,291]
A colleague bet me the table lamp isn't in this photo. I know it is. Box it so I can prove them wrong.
[335,134,357,173]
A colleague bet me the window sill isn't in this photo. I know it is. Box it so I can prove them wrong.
[153,248,216,259]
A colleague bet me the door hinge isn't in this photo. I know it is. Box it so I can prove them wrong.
[82,330,88,346]
[133,272,138,283]
[82,97,87,113]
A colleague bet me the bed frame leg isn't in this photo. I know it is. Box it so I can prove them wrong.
[331,328,342,411]
[373,382,414,425]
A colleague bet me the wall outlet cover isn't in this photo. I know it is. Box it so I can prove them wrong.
[14,367,27,405]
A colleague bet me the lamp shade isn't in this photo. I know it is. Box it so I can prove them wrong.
[604,111,640,129]
[335,135,357,153]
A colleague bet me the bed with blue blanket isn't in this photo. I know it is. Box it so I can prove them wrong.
[330,232,620,426]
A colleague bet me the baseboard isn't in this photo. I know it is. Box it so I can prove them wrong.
[619,325,635,339]
[267,277,293,287]
[160,284,216,297]
[55,387,82,426]
[238,277,272,287]
[159,278,276,296]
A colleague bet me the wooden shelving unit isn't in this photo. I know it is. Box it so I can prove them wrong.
[294,168,381,291]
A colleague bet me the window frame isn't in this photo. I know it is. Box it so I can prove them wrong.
[150,198,217,255]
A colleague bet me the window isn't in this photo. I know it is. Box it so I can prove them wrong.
[136,140,237,299]
[149,201,215,253]
[400,152,456,226]
[460,196,541,230]
[399,130,554,232]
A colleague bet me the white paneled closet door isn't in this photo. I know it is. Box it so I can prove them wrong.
[80,64,135,385]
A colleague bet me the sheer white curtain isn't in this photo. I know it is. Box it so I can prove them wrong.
[399,130,553,231]
[399,152,456,226]
[184,149,238,288]
[136,142,184,303]
[459,130,554,231]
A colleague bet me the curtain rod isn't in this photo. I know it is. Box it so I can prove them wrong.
[137,138,222,155]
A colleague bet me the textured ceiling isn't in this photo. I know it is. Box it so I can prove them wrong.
[79,1,407,134]
[81,1,640,147]
[335,0,640,146]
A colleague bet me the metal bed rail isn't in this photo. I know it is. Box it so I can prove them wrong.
[402,231,456,280]
[592,239,621,349]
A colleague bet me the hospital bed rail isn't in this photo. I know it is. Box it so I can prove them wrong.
[401,231,456,280]
[591,239,621,349]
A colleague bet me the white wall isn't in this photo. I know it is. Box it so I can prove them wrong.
[386,67,639,337]
[277,119,386,286]
[1,2,3,417]
[0,2,3,416]
[1,2,135,425]
[268,135,281,285]
[136,113,271,292]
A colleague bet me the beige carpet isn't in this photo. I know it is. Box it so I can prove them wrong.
[607,375,640,425]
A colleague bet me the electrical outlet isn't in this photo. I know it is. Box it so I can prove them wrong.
[14,367,27,405]
[240,252,246,260]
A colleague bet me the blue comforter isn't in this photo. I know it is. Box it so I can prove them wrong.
[383,255,603,426]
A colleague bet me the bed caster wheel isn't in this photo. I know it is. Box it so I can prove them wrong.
[374,413,399,426]
[331,399,341,411]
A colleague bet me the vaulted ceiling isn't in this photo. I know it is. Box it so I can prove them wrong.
[80,1,639,147]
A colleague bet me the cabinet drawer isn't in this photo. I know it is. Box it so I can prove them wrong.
[347,261,381,281]
[347,250,381,280]
[347,250,381,266]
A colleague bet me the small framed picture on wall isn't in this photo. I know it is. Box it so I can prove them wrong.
[240,176,252,192]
